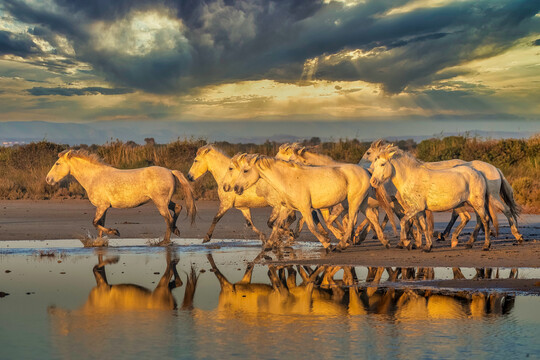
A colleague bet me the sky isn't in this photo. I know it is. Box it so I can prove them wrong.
[0,0,539,132]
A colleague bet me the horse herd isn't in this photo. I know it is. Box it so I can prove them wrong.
[45,140,523,252]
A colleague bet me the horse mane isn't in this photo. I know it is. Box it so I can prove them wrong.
[292,146,333,163]
[253,155,303,170]
[379,146,422,166]
[230,153,258,167]
[370,139,389,150]
[61,149,108,165]
[196,144,226,157]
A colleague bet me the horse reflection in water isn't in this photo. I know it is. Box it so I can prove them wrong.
[206,255,516,319]
[49,249,199,342]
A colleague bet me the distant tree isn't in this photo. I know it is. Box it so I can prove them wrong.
[144,137,155,146]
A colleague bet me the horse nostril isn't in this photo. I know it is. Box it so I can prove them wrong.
[223,184,229,192]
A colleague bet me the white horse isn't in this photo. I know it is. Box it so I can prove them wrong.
[46,149,196,245]
[230,155,388,251]
[276,143,400,245]
[370,147,492,251]
[187,145,270,243]
[361,140,522,244]
[222,153,329,248]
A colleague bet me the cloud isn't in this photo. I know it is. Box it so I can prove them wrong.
[27,86,134,96]
[0,30,39,56]
[1,0,539,96]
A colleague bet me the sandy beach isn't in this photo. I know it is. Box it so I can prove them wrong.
[1,199,539,268]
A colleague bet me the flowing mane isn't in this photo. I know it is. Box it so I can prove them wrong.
[61,149,108,166]
[253,155,303,170]
[379,146,423,167]
[230,153,258,167]
[196,144,227,157]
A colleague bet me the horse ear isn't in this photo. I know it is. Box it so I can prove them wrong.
[58,149,72,158]
[387,151,397,159]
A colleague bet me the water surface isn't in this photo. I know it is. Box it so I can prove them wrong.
[1,241,539,359]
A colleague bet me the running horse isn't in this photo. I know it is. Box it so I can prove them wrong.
[46,149,196,245]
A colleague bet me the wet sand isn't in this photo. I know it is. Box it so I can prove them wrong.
[1,199,539,268]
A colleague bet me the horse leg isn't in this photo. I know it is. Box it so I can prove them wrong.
[399,209,419,250]
[410,216,423,248]
[337,193,366,250]
[468,202,491,251]
[203,204,231,243]
[327,204,346,233]
[155,200,175,245]
[450,208,471,248]
[416,213,433,252]
[300,207,332,251]
[168,201,182,237]
[438,210,459,241]
[265,207,290,250]
[494,198,524,244]
[238,208,267,244]
[320,208,344,239]
[353,218,370,244]
[238,262,255,284]
[93,205,119,237]
[363,207,390,248]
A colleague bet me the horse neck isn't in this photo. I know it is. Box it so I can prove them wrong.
[68,158,109,190]
[389,155,421,190]
[257,161,292,192]
[304,152,336,165]
[205,151,231,184]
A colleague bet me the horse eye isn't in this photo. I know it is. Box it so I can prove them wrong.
[367,151,371,155]
[229,167,233,171]
[381,163,386,166]
[55,163,59,166]
[193,159,198,163]
[243,169,248,173]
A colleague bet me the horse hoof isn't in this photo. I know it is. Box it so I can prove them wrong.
[482,245,491,251]
[512,240,523,246]
[173,228,181,237]
[111,229,120,237]
[384,243,390,249]
[465,243,473,249]
[202,236,211,243]
[422,246,432,253]
[411,243,417,250]
[396,243,404,249]
[406,243,412,251]
[451,242,458,248]
[436,236,445,242]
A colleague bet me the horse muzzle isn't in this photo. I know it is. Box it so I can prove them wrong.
[186,173,194,182]
[370,178,380,188]
[45,176,56,186]
[234,185,244,195]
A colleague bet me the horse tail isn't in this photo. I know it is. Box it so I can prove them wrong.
[181,266,199,310]
[375,185,397,235]
[497,168,521,223]
[172,170,197,225]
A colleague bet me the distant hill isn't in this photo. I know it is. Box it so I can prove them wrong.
[0,120,537,145]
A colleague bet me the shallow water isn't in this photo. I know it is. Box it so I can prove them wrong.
[1,241,539,359]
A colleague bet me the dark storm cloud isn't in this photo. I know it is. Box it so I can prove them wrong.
[27,86,134,96]
[0,30,40,56]
[2,0,539,94]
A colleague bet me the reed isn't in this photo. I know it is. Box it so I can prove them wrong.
[0,135,538,212]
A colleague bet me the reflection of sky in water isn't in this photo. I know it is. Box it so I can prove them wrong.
[0,243,539,359]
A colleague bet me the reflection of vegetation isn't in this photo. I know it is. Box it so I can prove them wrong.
[1,135,538,211]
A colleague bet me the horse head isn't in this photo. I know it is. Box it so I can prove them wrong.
[46,150,73,185]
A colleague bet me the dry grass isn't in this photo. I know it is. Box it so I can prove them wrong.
[0,135,538,212]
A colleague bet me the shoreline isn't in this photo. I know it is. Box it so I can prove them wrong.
[1,199,539,268]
